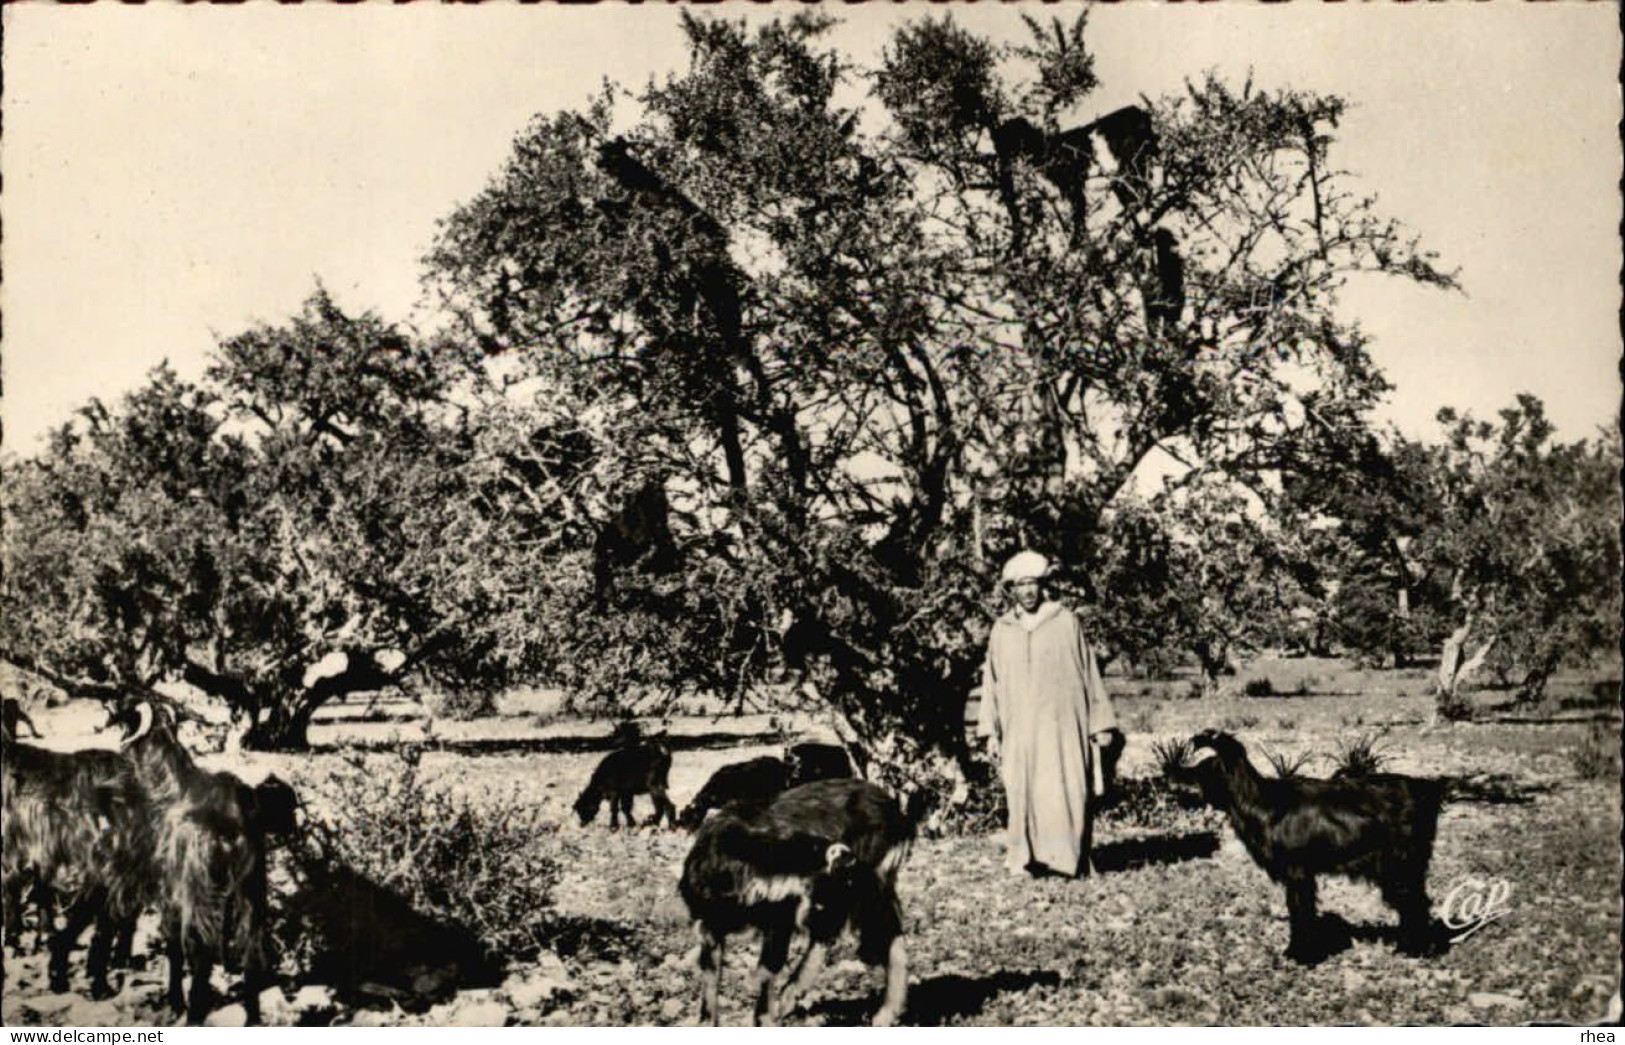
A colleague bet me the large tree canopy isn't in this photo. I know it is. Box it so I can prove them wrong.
[4,14,1480,781]
[2,291,576,747]
[421,12,1454,790]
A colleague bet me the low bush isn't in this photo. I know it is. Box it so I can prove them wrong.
[301,750,562,963]
[1151,736,1196,778]
[1570,722,1621,781]
[1331,728,1390,777]
[1260,746,1317,779]
[1098,774,1224,833]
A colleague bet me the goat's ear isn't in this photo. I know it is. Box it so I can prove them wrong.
[249,776,301,836]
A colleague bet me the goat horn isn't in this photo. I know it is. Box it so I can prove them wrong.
[125,702,154,745]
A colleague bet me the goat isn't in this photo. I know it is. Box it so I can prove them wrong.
[679,756,792,830]
[573,741,677,829]
[2,740,156,1000]
[2,697,42,743]
[115,700,286,1024]
[1189,729,1445,963]
[679,778,913,1026]
[784,742,855,787]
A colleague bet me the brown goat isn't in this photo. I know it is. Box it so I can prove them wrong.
[2,740,156,1000]
[117,701,283,1024]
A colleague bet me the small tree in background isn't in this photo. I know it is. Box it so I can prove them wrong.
[1090,478,1303,694]
[1407,397,1620,713]
[1,291,581,748]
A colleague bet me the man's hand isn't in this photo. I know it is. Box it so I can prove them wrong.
[984,734,1001,761]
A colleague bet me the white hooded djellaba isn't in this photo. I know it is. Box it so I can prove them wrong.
[978,595,1119,877]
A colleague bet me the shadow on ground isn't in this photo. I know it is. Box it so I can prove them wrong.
[1093,831,1221,873]
[801,968,1062,1026]
[540,914,648,963]
[280,855,504,1014]
[1290,913,1454,967]
[1439,773,1557,806]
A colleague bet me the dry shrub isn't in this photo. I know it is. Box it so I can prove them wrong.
[1570,722,1621,781]
[302,751,561,964]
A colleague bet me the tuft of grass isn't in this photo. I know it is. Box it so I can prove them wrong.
[1219,713,1260,732]
[1151,736,1197,778]
[1261,746,1318,779]
[1331,728,1390,778]
[1242,677,1276,698]
[1275,715,1298,731]
[1294,675,1318,696]
[1570,722,1621,780]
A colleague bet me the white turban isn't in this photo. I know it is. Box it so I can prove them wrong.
[1000,551,1051,583]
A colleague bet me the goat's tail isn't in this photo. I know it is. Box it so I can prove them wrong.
[1408,778,1446,862]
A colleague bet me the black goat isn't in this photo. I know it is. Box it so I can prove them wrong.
[679,756,792,830]
[679,778,913,1026]
[117,701,286,1024]
[1190,729,1445,963]
[784,742,855,786]
[2,741,156,1000]
[2,697,42,743]
[574,741,677,829]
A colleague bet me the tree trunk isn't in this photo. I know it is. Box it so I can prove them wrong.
[801,664,975,830]
[242,693,320,751]
[1194,640,1228,696]
[1436,618,1495,720]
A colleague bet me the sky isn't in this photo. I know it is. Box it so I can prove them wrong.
[2,3,1619,458]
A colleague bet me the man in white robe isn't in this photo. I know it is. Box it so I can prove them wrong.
[978,551,1120,878]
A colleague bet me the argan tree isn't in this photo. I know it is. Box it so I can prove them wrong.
[1405,398,1620,713]
[1,292,579,748]
[424,12,1454,793]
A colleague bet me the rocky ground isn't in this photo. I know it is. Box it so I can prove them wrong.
[4,674,1619,1026]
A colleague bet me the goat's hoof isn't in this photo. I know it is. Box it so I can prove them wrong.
[1284,943,1326,966]
[873,1007,901,1028]
[90,979,116,1001]
[1399,934,1446,958]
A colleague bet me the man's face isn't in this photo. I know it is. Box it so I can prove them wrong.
[1009,578,1043,612]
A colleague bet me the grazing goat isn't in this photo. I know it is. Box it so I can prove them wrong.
[2,697,42,743]
[784,742,855,786]
[1189,729,1444,963]
[574,741,677,829]
[679,756,792,830]
[2,740,156,1000]
[679,778,913,1026]
[116,701,287,1024]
